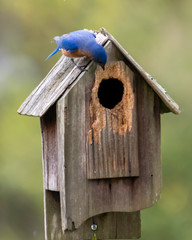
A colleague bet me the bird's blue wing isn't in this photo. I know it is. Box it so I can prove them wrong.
[60,30,96,52]
[61,38,79,52]
[59,33,79,52]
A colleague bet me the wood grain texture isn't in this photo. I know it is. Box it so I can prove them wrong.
[40,104,59,191]
[44,192,140,240]
[57,42,161,230]
[61,211,140,240]
[63,63,92,230]
[136,73,162,206]
[44,190,62,240]
[57,96,67,231]
[87,61,139,179]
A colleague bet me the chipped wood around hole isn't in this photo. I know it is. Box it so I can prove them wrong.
[89,61,134,146]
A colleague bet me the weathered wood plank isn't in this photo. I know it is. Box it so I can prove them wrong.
[44,192,141,240]
[87,61,139,179]
[116,212,141,239]
[44,190,62,240]
[57,96,67,232]
[61,212,140,240]
[64,64,91,230]
[136,73,162,205]
[40,104,59,191]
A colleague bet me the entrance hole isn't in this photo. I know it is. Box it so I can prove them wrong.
[98,78,124,109]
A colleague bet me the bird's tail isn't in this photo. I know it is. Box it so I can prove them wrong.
[45,47,60,60]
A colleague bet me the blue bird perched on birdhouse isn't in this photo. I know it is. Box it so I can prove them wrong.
[46,30,107,70]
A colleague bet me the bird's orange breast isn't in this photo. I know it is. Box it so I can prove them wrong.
[62,49,92,58]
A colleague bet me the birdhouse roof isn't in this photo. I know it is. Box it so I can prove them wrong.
[18,28,180,117]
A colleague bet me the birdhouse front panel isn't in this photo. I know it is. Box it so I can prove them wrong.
[47,40,163,232]
[87,61,139,179]
[58,47,162,230]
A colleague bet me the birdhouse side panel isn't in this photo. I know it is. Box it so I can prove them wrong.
[135,73,162,206]
[40,104,59,191]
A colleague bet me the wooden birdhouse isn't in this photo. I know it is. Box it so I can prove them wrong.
[18,28,180,240]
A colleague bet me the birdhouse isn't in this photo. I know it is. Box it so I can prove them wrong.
[18,28,180,240]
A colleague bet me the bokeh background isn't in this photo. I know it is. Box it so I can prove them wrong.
[0,0,191,239]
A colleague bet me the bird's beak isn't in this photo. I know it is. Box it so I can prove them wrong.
[101,64,105,70]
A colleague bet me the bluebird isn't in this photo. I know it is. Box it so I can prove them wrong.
[46,30,107,70]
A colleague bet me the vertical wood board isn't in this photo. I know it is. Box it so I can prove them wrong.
[136,73,161,203]
[41,104,59,191]
[64,65,91,230]
[61,212,141,240]
[87,61,139,179]
[44,190,62,240]
[57,96,67,231]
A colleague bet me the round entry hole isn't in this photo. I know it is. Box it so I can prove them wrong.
[98,78,124,109]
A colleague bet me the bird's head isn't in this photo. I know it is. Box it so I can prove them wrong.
[53,36,63,49]
[92,44,107,70]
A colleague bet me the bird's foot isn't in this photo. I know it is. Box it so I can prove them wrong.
[71,59,88,72]
[75,64,88,72]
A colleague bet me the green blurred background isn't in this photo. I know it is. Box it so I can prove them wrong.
[0,0,191,239]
